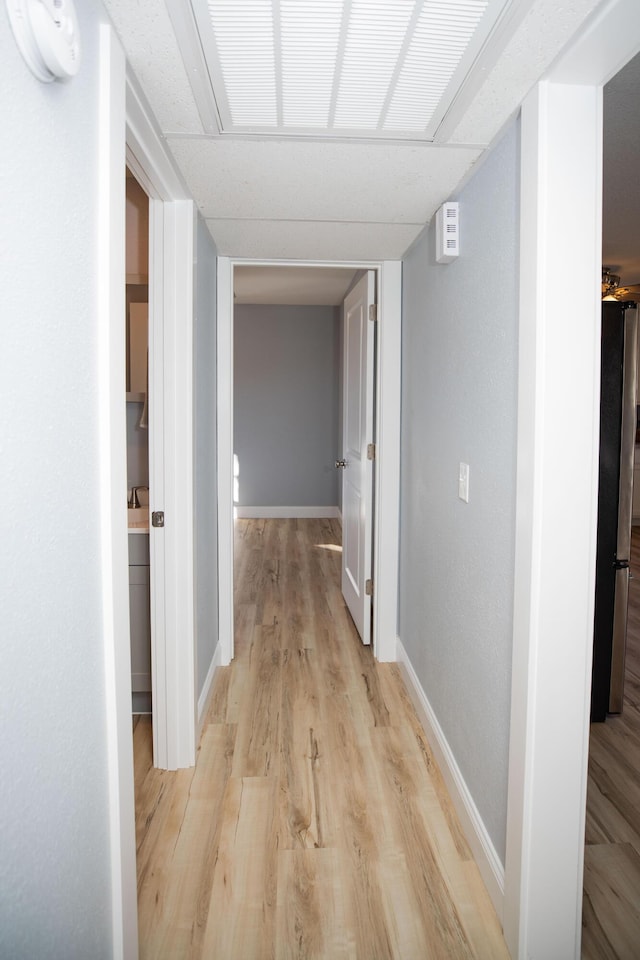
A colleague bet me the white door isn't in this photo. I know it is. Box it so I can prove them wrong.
[339,271,376,644]
[147,199,166,764]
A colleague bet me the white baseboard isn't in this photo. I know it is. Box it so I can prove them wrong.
[235,506,340,519]
[197,640,223,737]
[396,637,505,922]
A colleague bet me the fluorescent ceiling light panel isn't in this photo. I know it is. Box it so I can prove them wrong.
[212,2,277,125]
[333,1,415,129]
[192,0,507,139]
[281,1,343,127]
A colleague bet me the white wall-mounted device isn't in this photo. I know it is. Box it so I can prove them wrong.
[435,201,459,264]
[6,0,80,83]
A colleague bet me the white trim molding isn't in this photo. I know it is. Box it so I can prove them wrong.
[197,641,223,737]
[235,506,341,519]
[373,261,402,663]
[397,639,505,919]
[126,70,197,771]
[217,256,235,666]
[506,76,601,960]
[125,71,189,201]
[98,24,138,960]
[504,3,640,952]
[505,4,640,957]
[217,258,401,667]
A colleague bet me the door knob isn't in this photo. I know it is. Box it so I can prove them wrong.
[335,459,348,469]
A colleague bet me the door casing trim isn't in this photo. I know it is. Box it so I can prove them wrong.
[101,44,199,954]
[99,24,137,959]
[216,258,402,665]
[505,1,640,955]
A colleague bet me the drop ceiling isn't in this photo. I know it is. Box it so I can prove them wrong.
[105,0,604,261]
[234,265,357,304]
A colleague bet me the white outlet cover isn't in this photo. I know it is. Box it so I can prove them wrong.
[6,0,80,83]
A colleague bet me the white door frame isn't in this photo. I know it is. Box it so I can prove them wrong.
[101,39,199,956]
[504,1,640,956]
[216,258,401,665]
[125,74,197,771]
[98,25,137,959]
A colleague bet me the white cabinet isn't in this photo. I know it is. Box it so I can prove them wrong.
[128,301,148,396]
[129,534,151,712]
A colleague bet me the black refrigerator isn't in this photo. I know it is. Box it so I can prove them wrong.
[592,301,638,722]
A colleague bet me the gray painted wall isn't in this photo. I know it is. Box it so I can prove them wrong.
[194,218,219,696]
[399,119,519,864]
[0,2,115,956]
[234,305,340,508]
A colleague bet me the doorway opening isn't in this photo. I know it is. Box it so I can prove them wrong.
[232,265,364,647]
[504,6,640,952]
[125,72,198,774]
[582,46,640,953]
[125,167,152,731]
[217,258,402,668]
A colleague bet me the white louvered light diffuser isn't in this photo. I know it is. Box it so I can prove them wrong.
[189,0,510,140]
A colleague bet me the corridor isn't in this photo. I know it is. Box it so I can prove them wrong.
[133,518,509,958]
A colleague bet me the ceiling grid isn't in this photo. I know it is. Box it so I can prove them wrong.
[104,0,607,260]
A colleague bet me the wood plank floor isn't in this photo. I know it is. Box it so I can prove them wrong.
[134,518,509,959]
[583,527,640,959]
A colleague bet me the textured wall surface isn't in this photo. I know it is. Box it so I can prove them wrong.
[194,218,219,696]
[399,120,520,864]
[0,2,114,956]
[234,305,340,508]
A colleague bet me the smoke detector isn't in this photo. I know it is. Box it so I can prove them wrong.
[6,0,80,83]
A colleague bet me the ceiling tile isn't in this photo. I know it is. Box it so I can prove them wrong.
[206,218,424,260]
[104,0,611,267]
[167,137,481,223]
[234,266,358,304]
[103,0,204,134]
[448,0,602,144]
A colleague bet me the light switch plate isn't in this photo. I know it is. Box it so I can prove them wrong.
[458,462,470,502]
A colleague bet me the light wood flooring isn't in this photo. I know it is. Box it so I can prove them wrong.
[583,527,640,959]
[133,518,509,959]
